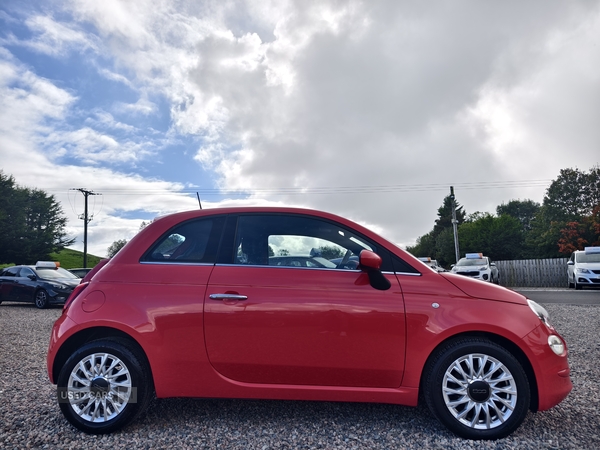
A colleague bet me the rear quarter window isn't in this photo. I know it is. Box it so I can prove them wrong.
[142,216,226,263]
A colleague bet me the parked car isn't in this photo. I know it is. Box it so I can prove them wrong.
[47,207,571,440]
[417,257,446,272]
[567,247,600,290]
[0,261,80,308]
[67,268,93,278]
[450,253,499,283]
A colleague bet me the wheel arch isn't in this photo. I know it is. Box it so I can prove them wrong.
[52,326,152,385]
[419,330,539,412]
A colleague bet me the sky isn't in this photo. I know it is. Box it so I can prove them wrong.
[1,0,599,258]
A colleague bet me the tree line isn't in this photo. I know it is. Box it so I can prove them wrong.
[0,171,74,265]
[407,166,600,267]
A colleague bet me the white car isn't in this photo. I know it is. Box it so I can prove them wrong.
[417,257,445,272]
[450,253,499,284]
[567,247,600,290]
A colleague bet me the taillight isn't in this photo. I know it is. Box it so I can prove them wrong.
[63,282,89,312]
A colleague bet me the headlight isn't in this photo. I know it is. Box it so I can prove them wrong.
[50,283,67,290]
[548,335,565,356]
[576,268,591,274]
[527,299,552,328]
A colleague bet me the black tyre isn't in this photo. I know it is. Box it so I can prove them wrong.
[34,289,49,309]
[57,338,153,434]
[423,337,530,440]
[575,278,582,290]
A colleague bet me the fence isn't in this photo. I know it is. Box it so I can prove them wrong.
[495,258,568,288]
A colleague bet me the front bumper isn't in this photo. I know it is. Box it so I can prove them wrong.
[453,269,492,282]
[47,288,75,304]
[522,323,572,411]
[575,274,600,285]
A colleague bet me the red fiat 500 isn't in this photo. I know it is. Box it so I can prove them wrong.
[47,207,571,439]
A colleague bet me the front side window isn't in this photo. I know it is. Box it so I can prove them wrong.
[232,214,385,270]
[20,268,35,278]
[143,216,226,263]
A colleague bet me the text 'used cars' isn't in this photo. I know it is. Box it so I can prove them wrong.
[47,207,571,440]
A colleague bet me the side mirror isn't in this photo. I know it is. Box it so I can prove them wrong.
[567,261,574,266]
[359,250,391,291]
[490,262,496,267]
[27,275,37,281]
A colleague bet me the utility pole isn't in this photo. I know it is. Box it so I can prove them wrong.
[72,188,100,268]
[450,186,460,264]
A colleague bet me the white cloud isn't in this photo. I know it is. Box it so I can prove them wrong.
[2,0,600,256]
[4,14,98,57]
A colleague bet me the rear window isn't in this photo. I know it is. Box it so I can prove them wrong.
[142,216,226,264]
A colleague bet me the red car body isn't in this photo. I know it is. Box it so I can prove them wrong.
[47,207,571,438]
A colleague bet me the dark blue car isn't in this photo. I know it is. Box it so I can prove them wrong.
[0,262,80,308]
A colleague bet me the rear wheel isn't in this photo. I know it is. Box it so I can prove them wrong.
[57,338,153,434]
[423,337,530,440]
[34,289,49,309]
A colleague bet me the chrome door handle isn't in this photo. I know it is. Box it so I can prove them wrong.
[209,293,248,301]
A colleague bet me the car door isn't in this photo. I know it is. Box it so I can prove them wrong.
[15,267,37,301]
[204,213,406,388]
[0,266,21,301]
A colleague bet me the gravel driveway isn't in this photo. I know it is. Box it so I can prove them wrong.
[0,302,598,449]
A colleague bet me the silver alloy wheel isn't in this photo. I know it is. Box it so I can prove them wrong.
[67,352,132,423]
[35,290,48,308]
[442,353,518,430]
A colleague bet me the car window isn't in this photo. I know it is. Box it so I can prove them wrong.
[36,267,79,280]
[232,214,386,270]
[143,216,226,263]
[0,266,21,277]
[575,252,600,263]
[20,268,35,278]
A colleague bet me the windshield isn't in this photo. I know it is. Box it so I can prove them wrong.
[456,258,488,267]
[576,253,600,263]
[35,267,79,280]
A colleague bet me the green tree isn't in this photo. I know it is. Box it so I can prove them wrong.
[433,195,466,237]
[459,213,523,260]
[434,228,456,267]
[318,245,345,260]
[523,166,600,258]
[496,199,540,232]
[107,239,128,258]
[0,171,74,264]
[543,167,600,221]
[406,231,436,260]
[407,194,466,267]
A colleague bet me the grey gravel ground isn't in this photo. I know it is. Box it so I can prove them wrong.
[0,302,599,449]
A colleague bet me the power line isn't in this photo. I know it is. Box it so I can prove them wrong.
[48,179,552,196]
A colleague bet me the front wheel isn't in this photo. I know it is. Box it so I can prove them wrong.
[575,278,582,290]
[56,338,153,434]
[423,337,530,440]
[34,289,49,309]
